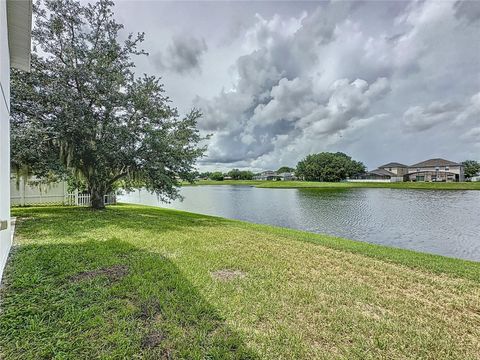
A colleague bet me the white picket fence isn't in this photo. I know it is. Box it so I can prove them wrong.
[64,192,117,206]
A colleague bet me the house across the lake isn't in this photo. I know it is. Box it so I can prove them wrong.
[349,158,465,183]
[405,159,464,182]
[253,171,297,181]
[277,172,297,181]
[253,171,278,181]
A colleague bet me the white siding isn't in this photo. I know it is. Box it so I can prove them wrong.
[0,0,11,280]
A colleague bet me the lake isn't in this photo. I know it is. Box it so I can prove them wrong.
[119,186,480,262]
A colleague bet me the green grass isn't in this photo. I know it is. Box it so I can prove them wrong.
[2,205,480,359]
[188,179,480,190]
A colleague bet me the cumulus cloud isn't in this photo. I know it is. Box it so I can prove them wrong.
[194,2,397,167]
[127,0,479,170]
[152,35,207,74]
[200,1,477,169]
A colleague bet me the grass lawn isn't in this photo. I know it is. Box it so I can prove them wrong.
[2,205,480,359]
[189,179,480,190]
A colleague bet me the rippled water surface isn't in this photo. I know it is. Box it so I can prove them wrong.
[120,186,480,261]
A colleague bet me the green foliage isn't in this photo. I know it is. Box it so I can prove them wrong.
[210,172,224,181]
[198,171,212,179]
[227,169,254,180]
[227,169,241,179]
[241,171,254,180]
[277,166,294,174]
[296,152,366,182]
[66,171,88,193]
[11,0,205,209]
[462,160,480,179]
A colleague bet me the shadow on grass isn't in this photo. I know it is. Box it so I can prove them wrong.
[11,205,231,243]
[0,239,257,359]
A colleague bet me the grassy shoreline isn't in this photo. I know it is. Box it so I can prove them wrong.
[186,179,480,190]
[2,205,480,359]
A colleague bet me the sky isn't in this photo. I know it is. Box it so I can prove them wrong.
[111,0,480,171]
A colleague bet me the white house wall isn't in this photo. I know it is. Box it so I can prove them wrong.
[0,0,12,280]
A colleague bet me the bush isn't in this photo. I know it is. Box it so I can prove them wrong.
[209,172,224,181]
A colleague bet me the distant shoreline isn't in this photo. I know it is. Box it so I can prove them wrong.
[184,179,480,190]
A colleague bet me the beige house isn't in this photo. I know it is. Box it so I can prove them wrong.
[349,162,407,182]
[378,162,409,177]
[406,158,464,182]
[349,158,465,183]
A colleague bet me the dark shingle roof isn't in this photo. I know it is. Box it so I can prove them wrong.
[410,158,462,168]
[379,162,408,168]
[368,168,395,176]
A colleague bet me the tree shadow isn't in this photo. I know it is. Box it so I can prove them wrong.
[11,205,232,242]
[0,239,257,359]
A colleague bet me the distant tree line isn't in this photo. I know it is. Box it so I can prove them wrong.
[277,166,295,173]
[198,152,365,182]
[199,155,479,183]
[197,169,255,181]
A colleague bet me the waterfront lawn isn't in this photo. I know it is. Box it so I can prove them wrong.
[1,205,480,359]
[190,179,480,190]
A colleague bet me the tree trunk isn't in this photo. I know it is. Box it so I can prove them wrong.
[90,186,105,210]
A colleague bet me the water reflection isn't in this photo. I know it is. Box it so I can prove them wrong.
[120,186,480,261]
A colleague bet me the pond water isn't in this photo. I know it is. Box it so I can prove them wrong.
[119,186,480,261]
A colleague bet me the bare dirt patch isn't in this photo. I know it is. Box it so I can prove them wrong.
[211,269,246,281]
[71,265,128,283]
[138,299,162,321]
[141,331,165,349]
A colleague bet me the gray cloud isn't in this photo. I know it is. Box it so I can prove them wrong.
[403,101,460,132]
[454,0,480,23]
[113,0,480,170]
[404,92,480,133]
[191,1,479,169]
[152,35,207,74]
[194,2,394,166]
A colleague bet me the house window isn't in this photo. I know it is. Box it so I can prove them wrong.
[445,166,449,171]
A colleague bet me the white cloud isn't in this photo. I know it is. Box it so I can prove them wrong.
[114,0,480,169]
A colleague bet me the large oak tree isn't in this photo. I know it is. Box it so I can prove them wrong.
[11,0,205,209]
[296,152,365,182]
